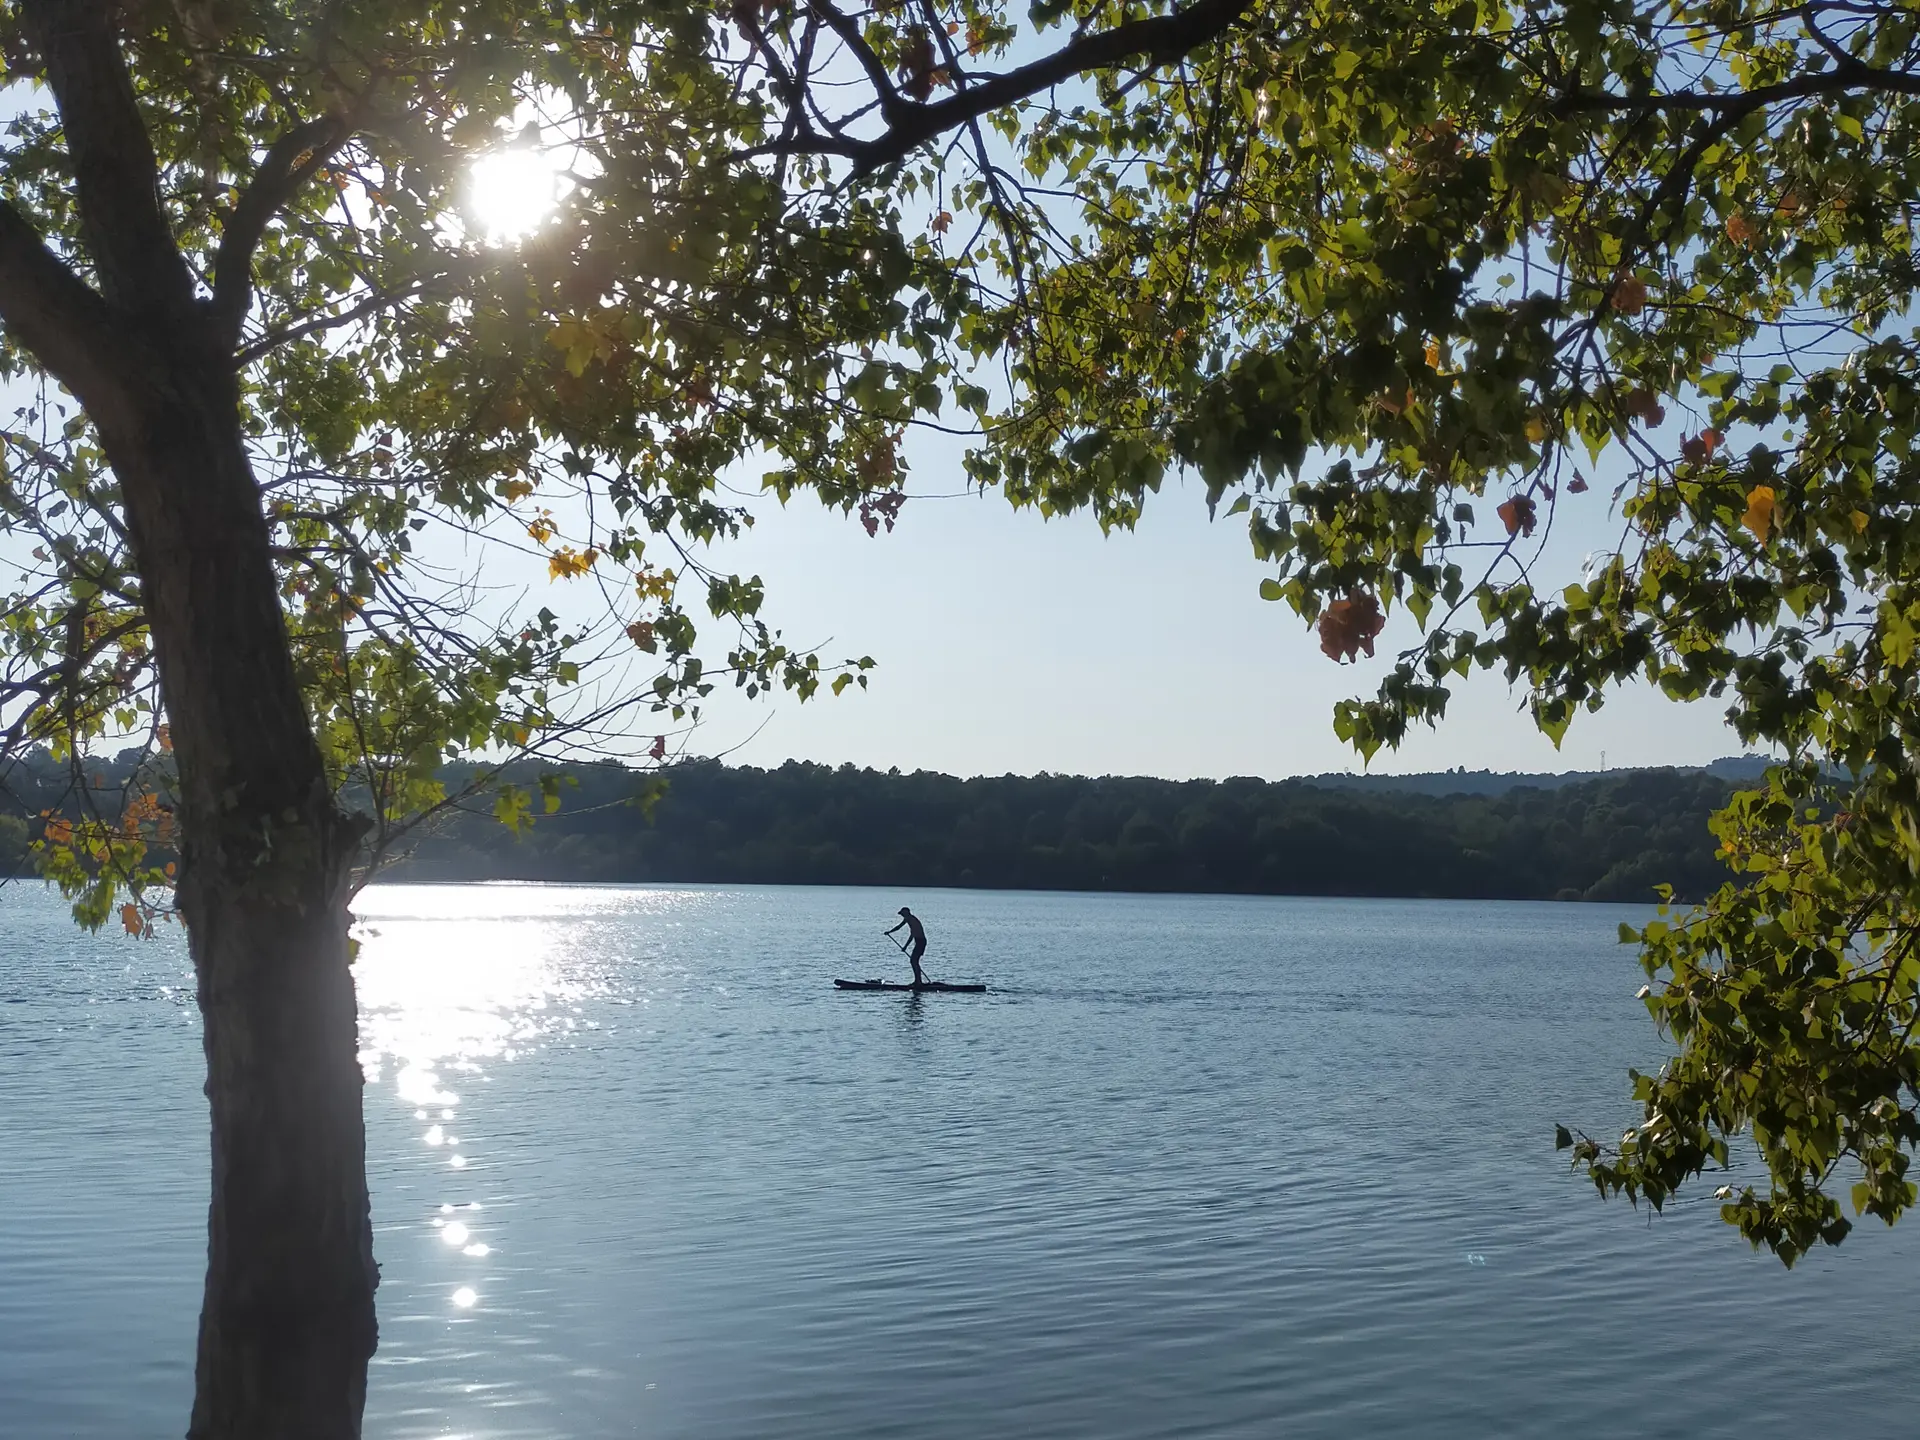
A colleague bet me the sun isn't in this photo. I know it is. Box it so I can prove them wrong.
[467,145,565,244]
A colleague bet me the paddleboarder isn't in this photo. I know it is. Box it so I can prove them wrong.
[884,906,929,985]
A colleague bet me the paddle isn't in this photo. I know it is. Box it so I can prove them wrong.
[885,930,928,982]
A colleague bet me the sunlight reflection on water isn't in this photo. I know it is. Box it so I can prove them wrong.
[350,883,714,1318]
[355,885,575,1315]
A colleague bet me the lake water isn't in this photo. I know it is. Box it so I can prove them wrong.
[3,881,1916,1438]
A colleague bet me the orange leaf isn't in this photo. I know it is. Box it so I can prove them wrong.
[1496,494,1537,538]
[120,903,142,936]
[1317,590,1385,664]
[1741,485,1777,543]
[931,210,953,235]
[1725,211,1757,245]
[1621,389,1667,426]
[897,29,936,101]
[1611,275,1648,315]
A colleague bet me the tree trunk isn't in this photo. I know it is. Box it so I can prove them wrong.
[95,352,377,1439]
[185,858,375,1440]
[0,5,378,1433]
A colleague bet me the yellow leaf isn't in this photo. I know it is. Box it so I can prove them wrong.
[1851,509,1870,532]
[1524,415,1548,443]
[501,477,534,502]
[1742,486,1777,543]
[547,546,599,580]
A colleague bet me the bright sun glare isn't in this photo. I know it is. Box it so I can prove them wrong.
[467,146,565,243]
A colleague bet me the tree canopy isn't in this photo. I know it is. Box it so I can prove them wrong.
[0,4,1916,1382]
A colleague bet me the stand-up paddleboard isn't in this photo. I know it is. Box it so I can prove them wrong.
[834,978,987,993]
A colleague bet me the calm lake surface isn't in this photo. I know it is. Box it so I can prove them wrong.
[4,881,1916,1437]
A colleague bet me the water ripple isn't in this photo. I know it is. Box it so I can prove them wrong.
[6,883,1920,1438]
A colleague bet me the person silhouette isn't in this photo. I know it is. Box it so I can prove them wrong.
[884,906,929,985]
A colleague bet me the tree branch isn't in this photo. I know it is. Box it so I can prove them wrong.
[774,0,1254,174]
[237,276,441,366]
[20,0,195,321]
[1554,56,1920,117]
[808,0,910,124]
[0,200,137,424]
[210,113,356,348]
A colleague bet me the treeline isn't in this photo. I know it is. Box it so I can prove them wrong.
[405,759,1737,903]
[1296,754,1771,797]
[1,750,1741,902]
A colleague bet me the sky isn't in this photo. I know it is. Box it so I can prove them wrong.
[668,460,1748,781]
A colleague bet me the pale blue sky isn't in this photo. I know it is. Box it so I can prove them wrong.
[691,461,1744,780]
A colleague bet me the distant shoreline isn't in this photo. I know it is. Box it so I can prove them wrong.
[387,758,1752,905]
[2,752,1771,905]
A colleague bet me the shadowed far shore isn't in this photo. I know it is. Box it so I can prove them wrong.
[394,757,1760,903]
[1,751,1770,904]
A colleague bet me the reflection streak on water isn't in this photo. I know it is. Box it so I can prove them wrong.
[350,883,707,1319]
[353,891,571,1314]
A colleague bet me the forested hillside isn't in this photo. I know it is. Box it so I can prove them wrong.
[1,751,1739,903]
[404,760,1734,902]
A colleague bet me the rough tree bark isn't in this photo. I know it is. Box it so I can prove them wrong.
[0,4,377,1436]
